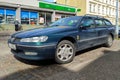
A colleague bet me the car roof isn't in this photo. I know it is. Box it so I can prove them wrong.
[74,15,105,19]
[68,15,107,20]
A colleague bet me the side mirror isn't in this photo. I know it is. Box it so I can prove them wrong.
[43,22,51,27]
[79,26,87,30]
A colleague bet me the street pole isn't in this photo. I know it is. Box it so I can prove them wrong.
[116,0,119,38]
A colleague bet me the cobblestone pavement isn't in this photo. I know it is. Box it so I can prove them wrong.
[0,35,120,80]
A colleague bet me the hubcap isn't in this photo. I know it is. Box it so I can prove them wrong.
[57,44,73,61]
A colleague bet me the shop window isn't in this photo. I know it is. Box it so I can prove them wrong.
[0,8,5,23]
[39,13,45,25]
[55,14,61,21]
[30,12,38,25]
[61,15,66,18]
[6,9,16,24]
[21,11,29,24]
[46,13,52,24]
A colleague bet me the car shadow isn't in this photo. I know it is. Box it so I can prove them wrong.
[75,45,104,56]
[14,55,56,66]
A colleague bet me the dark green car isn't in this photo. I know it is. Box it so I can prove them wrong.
[8,15,115,64]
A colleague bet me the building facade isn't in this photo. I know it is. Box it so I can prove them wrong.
[0,0,119,25]
[57,0,120,24]
[86,0,120,24]
[0,0,78,25]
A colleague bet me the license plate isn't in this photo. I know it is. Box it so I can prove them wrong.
[8,43,16,50]
[25,52,38,55]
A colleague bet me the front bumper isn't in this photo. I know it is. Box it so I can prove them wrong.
[9,42,56,60]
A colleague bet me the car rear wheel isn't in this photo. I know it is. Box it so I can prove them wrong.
[55,40,75,64]
[104,35,113,47]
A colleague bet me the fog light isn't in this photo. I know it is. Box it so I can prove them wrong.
[25,52,38,55]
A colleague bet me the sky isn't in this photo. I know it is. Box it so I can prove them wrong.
[43,0,56,2]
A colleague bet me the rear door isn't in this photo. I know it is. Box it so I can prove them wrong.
[103,19,115,39]
[94,19,109,44]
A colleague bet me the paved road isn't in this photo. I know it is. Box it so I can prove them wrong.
[0,36,120,80]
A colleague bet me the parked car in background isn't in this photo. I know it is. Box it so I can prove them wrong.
[8,15,115,64]
[118,27,120,38]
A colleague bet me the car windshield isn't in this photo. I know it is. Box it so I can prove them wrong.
[50,16,81,27]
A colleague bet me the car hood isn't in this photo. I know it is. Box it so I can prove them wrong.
[12,26,76,38]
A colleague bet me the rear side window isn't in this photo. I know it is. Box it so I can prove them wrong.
[95,19,105,27]
[104,19,112,26]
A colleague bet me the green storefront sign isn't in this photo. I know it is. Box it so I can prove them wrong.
[39,1,81,13]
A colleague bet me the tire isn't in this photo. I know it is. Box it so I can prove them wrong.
[55,40,75,64]
[104,35,113,47]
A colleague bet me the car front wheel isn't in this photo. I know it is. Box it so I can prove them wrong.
[55,40,75,64]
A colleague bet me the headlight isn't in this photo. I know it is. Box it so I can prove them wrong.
[20,36,48,42]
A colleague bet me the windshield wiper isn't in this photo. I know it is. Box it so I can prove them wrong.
[50,25,60,27]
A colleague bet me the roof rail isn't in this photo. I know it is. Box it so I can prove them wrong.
[84,14,104,18]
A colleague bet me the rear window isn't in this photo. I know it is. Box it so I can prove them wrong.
[104,19,112,26]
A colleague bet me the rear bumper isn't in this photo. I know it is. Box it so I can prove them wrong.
[10,43,56,60]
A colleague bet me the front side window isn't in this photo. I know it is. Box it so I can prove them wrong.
[81,18,95,28]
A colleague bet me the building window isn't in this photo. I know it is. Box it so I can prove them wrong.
[21,11,38,25]
[39,12,46,25]
[55,14,61,21]
[109,8,111,16]
[6,9,16,24]
[89,3,92,12]
[104,6,106,15]
[107,7,109,15]
[21,11,29,24]
[106,0,108,3]
[93,4,96,12]
[89,3,96,13]
[102,6,104,14]
[0,8,5,24]
[30,12,38,25]
[112,0,114,5]
[98,4,100,14]
[39,12,52,25]
[46,13,52,23]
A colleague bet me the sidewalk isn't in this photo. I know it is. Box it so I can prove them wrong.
[0,24,44,37]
